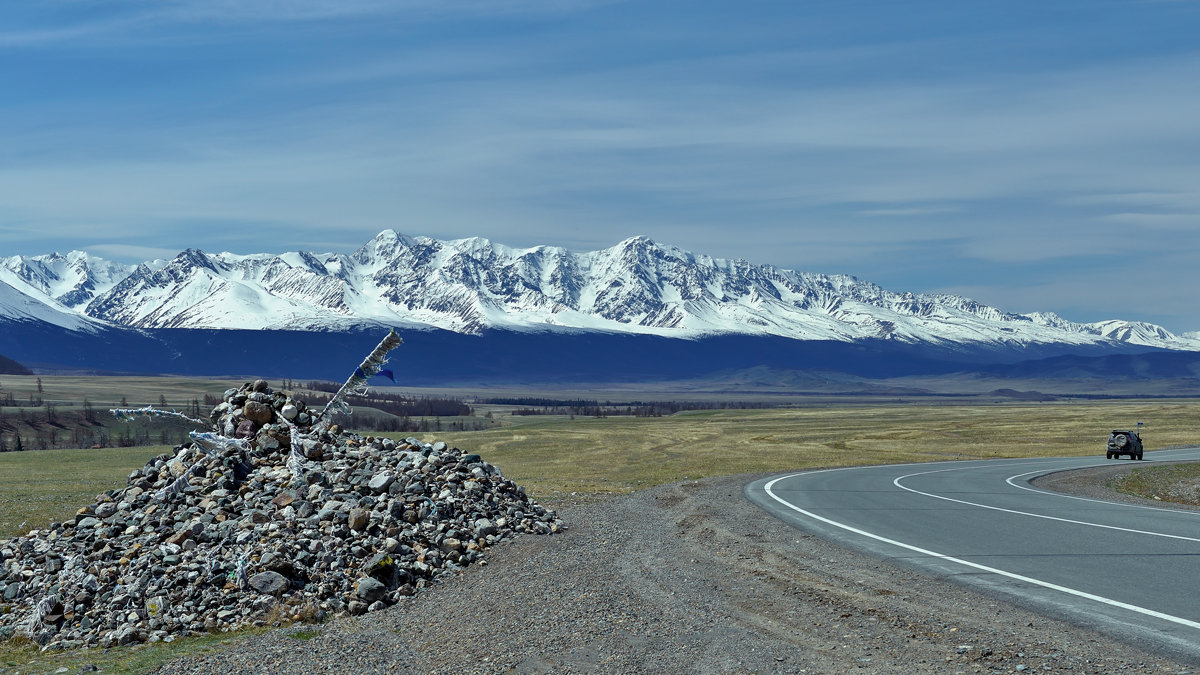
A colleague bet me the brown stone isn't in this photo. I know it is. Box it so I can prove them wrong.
[348,508,369,532]
[243,400,274,425]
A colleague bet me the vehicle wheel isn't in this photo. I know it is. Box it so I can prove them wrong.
[1106,452,1113,459]
[1137,453,1144,460]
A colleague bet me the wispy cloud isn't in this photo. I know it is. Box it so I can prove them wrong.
[1099,212,1200,228]
[3,0,1200,330]
[0,0,621,47]
[856,206,961,217]
[84,243,186,262]
[155,0,619,22]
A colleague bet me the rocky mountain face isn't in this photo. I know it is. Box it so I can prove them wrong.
[3,230,1198,352]
[0,250,133,311]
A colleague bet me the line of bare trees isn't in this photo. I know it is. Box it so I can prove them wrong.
[0,394,204,452]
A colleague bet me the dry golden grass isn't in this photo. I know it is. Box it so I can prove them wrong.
[5,400,1198,535]
[0,375,243,409]
[2,399,1199,672]
[1109,462,1200,505]
[402,400,1200,501]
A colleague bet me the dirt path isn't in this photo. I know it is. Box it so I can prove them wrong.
[156,467,1196,674]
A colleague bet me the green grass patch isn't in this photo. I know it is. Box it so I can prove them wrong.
[1109,462,1200,506]
[0,627,270,674]
[0,446,172,536]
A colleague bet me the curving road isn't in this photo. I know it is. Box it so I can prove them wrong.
[747,447,1200,663]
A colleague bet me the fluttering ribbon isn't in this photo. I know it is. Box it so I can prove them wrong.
[235,557,249,589]
[20,594,57,639]
[315,329,403,429]
[287,424,306,482]
[149,431,245,501]
[154,466,201,502]
[110,406,210,428]
[189,431,246,456]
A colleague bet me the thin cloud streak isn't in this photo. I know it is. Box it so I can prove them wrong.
[2,1,1200,330]
[84,244,186,262]
[0,0,620,47]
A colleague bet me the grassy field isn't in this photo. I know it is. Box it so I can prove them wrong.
[0,375,245,408]
[1110,462,1200,505]
[397,399,1200,501]
[0,446,173,537]
[4,400,1198,536]
[3,399,1200,673]
[0,629,282,675]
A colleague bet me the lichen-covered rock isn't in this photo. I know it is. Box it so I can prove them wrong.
[0,380,563,650]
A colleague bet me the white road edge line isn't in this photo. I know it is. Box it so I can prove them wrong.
[892,465,1200,543]
[762,473,1200,632]
[1006,451,1200,514]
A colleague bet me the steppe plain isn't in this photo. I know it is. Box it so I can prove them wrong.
[2,376,1199,673]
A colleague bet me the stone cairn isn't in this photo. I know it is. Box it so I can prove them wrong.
[0,332,563,650]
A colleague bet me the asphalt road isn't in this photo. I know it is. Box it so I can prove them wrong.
[746,447,1200,663]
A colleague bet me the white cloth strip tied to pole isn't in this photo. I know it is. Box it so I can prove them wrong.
[110,406,210,428]
[23,555,99,642]
[287,424,305,481]
[315,328,403,430]
[152,433,241,501]
[155,461,208,501]
[153,431,251,501]
[21,594,57,638]
[235,557,249,589]
[189,431,245,456]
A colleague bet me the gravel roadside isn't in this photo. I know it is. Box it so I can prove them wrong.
[154,467,1197,674]
[1032,460,1200,512]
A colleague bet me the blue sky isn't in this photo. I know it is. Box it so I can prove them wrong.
[3,0,1199,332]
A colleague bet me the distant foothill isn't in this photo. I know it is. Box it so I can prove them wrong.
[0,354,31,376]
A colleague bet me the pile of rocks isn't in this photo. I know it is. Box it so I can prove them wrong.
[0,380,563,650]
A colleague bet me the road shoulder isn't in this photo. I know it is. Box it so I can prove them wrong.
[158,471,1196,673]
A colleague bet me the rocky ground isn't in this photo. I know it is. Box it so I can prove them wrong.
[1,379,563,652]
[150,463,1199,675]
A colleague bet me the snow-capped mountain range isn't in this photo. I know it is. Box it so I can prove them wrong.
[3,230,1198,352]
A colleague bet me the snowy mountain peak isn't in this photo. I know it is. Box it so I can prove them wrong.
[2,231,1196,352]
[0,250,134,312]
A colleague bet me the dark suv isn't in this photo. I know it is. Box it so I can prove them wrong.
[1106,430,1144,460]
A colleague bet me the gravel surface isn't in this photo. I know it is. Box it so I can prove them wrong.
[153,467,1198,674]
[1032,460,1200,512]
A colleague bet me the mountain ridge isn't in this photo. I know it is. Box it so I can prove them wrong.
[2,230,1198,353]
